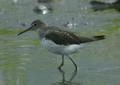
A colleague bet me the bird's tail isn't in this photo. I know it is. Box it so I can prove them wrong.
[78,35,105,44]
[90,1,114,11]
[93,35,105,41]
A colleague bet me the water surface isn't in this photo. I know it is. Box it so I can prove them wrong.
[0,0,120,85]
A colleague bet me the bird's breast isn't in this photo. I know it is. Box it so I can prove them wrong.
[41,38,84,55]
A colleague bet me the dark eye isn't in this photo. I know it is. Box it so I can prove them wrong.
[34,23,37,26]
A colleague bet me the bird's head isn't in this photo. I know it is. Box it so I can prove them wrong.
[17,19,46,36]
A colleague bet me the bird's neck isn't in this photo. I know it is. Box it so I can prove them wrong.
[36,27,47,39]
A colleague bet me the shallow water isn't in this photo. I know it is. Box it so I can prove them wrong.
[0,0,120,85]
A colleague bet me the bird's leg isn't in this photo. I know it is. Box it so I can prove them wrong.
[58,65,65,82]
[58,55,64,70]
[67,55,77,72]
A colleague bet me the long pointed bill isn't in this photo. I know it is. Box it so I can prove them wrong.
[17,26,32,36]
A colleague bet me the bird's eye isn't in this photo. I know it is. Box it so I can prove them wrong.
[34,23,37,26]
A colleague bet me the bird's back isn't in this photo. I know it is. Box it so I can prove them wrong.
[42,26,105,45]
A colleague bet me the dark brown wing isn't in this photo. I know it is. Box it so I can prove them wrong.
[45,29,95,45]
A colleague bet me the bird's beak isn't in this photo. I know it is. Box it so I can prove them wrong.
[17,26,32,36]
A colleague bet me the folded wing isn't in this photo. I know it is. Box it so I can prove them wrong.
[45,29,105,45]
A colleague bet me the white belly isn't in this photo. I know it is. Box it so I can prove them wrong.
[41,38,84,55]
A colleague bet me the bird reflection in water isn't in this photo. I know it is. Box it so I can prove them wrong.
[90,0,120,12]
[52,67,80,85]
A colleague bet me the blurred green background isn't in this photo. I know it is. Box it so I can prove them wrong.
[0,0,120,85]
